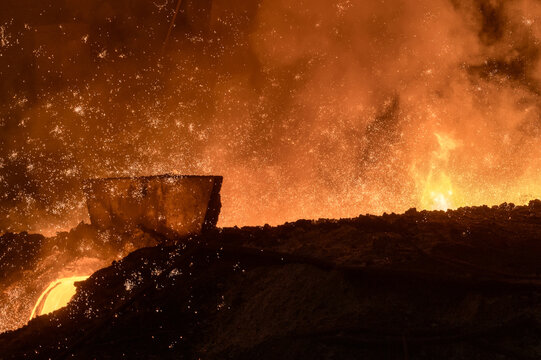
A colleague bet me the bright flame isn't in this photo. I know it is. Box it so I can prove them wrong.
[432,191,452,210]
[421,170,455,210]
[29,275,89,320]
[415,133,459,211]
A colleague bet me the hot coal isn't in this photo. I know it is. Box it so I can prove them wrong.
[1,202,541,358]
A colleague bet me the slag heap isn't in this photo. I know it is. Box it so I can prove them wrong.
[0,175,222,333]
[83,175,223,238]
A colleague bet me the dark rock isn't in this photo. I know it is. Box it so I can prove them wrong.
[2,201,541,358]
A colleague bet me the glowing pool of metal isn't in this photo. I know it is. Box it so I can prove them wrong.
[30,275,89,319]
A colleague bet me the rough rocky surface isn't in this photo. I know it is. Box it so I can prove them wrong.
[2,201,541,359]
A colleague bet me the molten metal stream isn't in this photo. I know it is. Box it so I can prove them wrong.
[29,275,89,320]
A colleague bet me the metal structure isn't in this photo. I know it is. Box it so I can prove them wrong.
[83,175,222,238]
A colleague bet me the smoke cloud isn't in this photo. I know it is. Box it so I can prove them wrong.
[1,0,541,234]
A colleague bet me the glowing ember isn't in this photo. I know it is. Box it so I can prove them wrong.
[30,276,89,320]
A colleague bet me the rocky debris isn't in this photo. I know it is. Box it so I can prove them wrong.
[2,201,541,358]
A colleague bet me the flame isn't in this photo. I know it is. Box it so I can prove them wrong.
[432,193,451,210]
[29,275,89,320]
[422,171,454,211]
[415,133,459,211]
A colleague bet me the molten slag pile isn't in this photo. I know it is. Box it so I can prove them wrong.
[0,175,222,332]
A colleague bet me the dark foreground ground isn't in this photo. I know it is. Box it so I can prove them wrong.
[2,202,541,359]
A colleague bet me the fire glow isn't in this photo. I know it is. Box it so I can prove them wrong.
[416,133,458,212]
[29,275,89,320]
[2,0,541,236]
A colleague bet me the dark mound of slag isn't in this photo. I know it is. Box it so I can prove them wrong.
[2,200,541,359]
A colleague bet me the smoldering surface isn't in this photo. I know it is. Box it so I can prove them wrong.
[1,0,541,234]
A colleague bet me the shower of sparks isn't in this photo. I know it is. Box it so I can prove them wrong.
[1,0,541,236]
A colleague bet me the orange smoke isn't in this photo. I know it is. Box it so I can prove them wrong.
[1,0,541,233]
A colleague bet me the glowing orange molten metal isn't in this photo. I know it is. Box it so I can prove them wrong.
[30,275,89,320]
